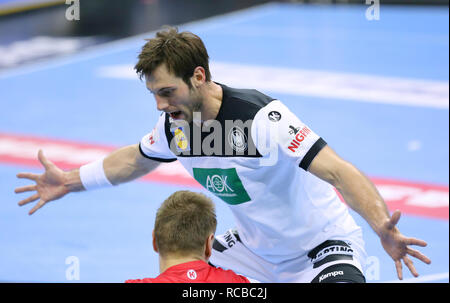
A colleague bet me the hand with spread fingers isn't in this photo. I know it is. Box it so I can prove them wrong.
[379,210,432,280]
[15,145,158,215]
[15,150,74,215]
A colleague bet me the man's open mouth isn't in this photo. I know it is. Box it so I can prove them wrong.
[169,111,182,119]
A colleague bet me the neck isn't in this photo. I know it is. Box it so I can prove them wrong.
[159,254,206,274]
[198,81,223,122]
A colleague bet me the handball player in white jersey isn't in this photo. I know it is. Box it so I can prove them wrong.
[15,27,431,283]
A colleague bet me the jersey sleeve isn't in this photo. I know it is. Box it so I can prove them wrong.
[251,100,327,170]
[139,113,177,162]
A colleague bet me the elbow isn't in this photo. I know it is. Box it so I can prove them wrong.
[326,161,355,192]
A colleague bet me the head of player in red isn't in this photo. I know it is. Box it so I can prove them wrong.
[125,190,249,283]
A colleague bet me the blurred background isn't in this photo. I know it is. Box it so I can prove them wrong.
[0,0,448,283]
[0,0,448,70]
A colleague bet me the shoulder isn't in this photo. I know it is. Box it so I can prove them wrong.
[219,83,275,121]
[222,84,274,108]
[252,99,290,121]
[209,265,250,283]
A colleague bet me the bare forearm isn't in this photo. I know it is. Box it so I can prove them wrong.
[63,144,159,191]
[307,146,431,278]
[333,162,390,236]
[103,144,159,185]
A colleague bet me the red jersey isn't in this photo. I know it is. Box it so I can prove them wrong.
[125,260,250,283]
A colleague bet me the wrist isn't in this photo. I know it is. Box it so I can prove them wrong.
[373,223,386,238]
[79,158,113,190]
[374,218,400,239]
[63,169,85,193]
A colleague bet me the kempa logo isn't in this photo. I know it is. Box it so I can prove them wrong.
[206,175,234,193]
[319,270,344,282]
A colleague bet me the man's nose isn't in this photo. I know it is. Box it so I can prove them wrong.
[155,96,169,111]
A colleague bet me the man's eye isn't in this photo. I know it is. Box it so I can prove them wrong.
[159,90,173,97]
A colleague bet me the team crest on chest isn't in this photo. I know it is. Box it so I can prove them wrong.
[228,126,247,153]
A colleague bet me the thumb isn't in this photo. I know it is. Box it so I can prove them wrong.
[387,210,401,229]
[38,149,52,170]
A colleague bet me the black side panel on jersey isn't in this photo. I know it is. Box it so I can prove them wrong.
[164,82,275,158]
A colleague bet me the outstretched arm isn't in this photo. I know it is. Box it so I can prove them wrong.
[308,145,431,280]
[15,144,160,215]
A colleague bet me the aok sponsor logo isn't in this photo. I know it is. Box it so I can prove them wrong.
[206,175,234,194]
[288,126,311,152]
[193,168,251,205]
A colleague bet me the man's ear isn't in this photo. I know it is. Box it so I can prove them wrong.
[205,233,215,259]
[152,230,159,253]
[191,66,206,87]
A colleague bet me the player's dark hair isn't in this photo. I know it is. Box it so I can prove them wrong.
[135,26,211,87]
[154,190,217,257]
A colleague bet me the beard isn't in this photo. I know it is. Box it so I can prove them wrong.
[184,88,203,123]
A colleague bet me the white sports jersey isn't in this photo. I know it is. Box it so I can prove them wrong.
[140,83,362,264]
